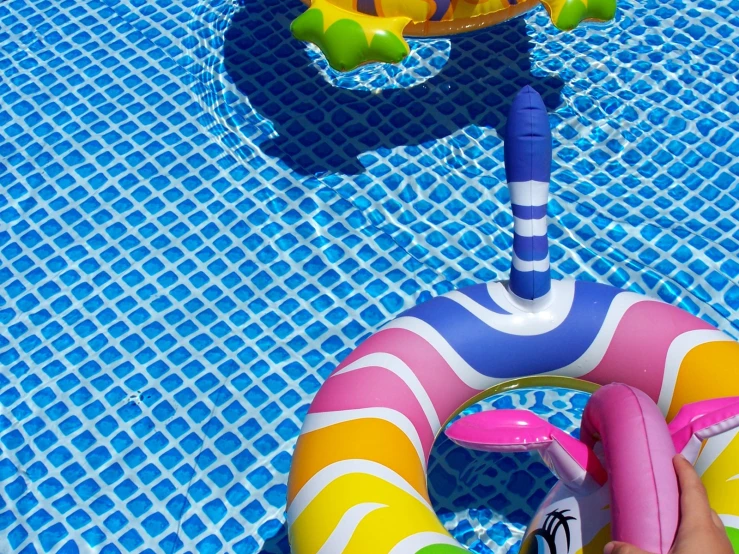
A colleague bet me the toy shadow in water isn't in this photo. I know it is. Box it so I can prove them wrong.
[257,520,290,553]
[223,0,564,176]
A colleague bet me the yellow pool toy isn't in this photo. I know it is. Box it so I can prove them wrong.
[291,0,617,71]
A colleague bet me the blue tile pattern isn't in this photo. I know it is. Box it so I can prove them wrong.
[0,0,738,551]
[431,387,591,553]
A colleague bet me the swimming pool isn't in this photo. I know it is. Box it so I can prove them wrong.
[0,0,737,551]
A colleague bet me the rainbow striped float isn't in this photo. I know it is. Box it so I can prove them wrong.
[286,86,739,553]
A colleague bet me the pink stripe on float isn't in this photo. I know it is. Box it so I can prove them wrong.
[583,301,713,401]
[331,328,481,424]
[309,365,437,457]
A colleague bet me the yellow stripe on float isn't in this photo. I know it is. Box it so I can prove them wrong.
[324,0,355,11]
[700,432,739,517]
[290,472,450,554]
[450,0,508,19]
[377,0,431,20]
[342,498,454,554]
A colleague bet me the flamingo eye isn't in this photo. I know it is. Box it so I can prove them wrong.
[520,509,577,554]
[520,533,553,554]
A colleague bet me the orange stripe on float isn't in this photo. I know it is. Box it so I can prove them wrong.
[287,417,428,506]
[668,340,739,420]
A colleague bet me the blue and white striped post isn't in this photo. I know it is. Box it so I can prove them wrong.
[504,86,552,310]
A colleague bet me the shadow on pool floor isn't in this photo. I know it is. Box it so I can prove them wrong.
[223,0,564,176]
[258,522,290,553]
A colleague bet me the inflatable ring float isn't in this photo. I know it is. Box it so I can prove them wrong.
[286,86,739,553]
[291,0,618,71]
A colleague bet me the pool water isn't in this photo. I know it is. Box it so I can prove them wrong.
[0,0,737,551]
